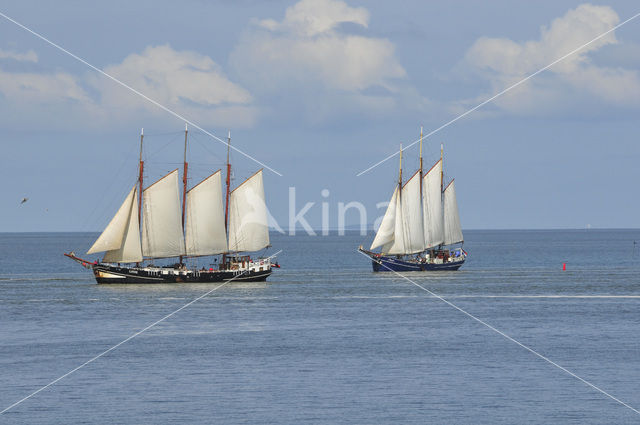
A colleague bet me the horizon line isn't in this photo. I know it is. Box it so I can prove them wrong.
[2,227,640,234]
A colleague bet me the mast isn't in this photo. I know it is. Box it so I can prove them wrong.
[419,126,423,199]
[440,143,444,194]
[137,128,144,267]
[398,143,403,190]
[223,131,231,265]
[439,143,444,250]
[419,127,423,177]
[138,128,144,225]
[180,123,188,265]
[224,131,231,233]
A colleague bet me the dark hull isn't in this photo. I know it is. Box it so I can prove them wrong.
[93,264,272,284]
[360,248,465,272]
[371,256,464,272]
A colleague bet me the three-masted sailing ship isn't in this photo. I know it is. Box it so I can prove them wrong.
[359,129,467,272]
[65,125,275,283]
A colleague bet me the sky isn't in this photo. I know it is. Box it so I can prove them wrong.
[1,0,639,232]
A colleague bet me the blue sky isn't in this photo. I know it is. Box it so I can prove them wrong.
[1,0,639,231]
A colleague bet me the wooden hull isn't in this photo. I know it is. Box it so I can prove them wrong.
[92,264,272,284]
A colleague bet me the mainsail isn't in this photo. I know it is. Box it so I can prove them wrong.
[185,170,227,256]
[228,170,270,252]
[402,171,425,253]
[88,185,143,263]
[141,169,186,258]
[422,159,444,249]
[443,180,463,245]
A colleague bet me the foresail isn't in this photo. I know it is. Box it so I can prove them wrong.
[385,187,407,255]
[401,171,425,254]
[185,171,227,256]
[443,180,463,245]
[88,185,137,255]
[228,170,270,252]
[422,159,444,249]
[141,169,186,258]
[103,188,143,263]
[370,186,398,250]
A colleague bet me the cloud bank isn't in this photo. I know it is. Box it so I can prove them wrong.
[0,45,256,129]
[0,1,638,132]
[230,0,415,123]
[459,4,640,116]
[0,48,38,62]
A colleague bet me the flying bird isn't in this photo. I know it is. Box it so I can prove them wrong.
[20,197,28,205]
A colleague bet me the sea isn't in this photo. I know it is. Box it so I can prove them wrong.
[0,230,639,424]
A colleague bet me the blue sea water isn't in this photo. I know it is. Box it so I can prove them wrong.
[0,230,639,424]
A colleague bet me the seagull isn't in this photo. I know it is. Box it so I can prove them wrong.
[20,197,28,204]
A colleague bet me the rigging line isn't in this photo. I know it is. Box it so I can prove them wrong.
[144,132,183,161]
[0,250,282,415]
[191,133,226,164]
[140,130,183,137]
[357,250,640,416]
[0,11,283,177]
[90,173,137,235]
[80,144,139,232]
[356,10,640,177]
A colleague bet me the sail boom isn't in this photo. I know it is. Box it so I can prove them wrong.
[187,169,222,193]
[230,168,263,194]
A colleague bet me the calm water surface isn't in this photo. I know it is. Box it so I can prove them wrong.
[0,230,639,424]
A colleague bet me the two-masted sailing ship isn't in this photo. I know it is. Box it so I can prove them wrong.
[359,130,467,272]
[65,125,275,283]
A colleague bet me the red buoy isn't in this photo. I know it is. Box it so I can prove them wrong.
[563,263,566,271]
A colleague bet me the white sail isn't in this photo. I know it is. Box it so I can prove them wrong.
[384,186,407,255]
[185,170,227,256]
[228,170,270,252]
[88,185,138,256]
[422,159,444,249]
[103,188,143,263]
[401,171,425,253]
[141,169,186,258]
[443,179,463,245]
[370,186,398,250]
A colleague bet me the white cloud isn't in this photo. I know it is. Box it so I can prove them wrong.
[258,0,369,37]
[460,4,640,115]
[99,45,251,108]
[230,0,410,120]
[0,70,90,104]
[93,45,256,127]
[0,48,38,63]
[0,45,256,128]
